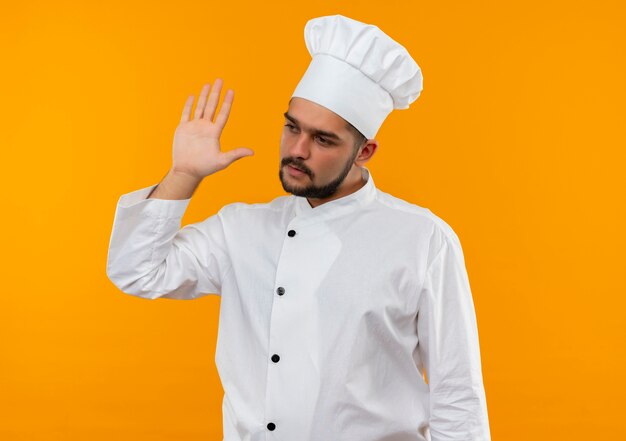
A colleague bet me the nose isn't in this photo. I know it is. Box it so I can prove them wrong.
[287,133,311,159]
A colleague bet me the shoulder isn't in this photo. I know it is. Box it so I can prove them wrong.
[371,189,466,269]
[373,189,460,243]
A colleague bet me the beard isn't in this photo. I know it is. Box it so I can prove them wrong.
[279,148,359,199]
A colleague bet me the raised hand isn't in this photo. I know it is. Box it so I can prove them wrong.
[171,78,254,180]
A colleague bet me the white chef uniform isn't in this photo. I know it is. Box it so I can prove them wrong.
[106,166,491,441]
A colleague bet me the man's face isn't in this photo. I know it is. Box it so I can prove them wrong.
[279,97,361,199]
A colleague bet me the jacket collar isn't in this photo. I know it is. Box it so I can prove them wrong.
[292,166,377,225]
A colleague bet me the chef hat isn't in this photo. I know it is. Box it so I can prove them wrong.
[290,14,423,139]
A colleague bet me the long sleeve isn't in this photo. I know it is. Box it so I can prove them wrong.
[416,228,491,440]
[106,183,230,300]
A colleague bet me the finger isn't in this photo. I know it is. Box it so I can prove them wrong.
[193,83,211,119]
[221,147,254,166]
[214,89,234,132]
[180,95,195,124]
[203,78,223,121]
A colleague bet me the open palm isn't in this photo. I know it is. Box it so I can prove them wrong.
[171,78,253,180]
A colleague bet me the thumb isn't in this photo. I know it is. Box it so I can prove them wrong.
[222,147,254,165]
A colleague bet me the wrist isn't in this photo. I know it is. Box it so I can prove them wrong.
[169,168,204,185]
[148,168,203,200]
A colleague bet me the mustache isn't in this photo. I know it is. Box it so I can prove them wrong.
[281,158,312,177]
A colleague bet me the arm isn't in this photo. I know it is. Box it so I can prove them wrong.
[106,79,253,299]
[106,183,229,300]
[416,228,492,440]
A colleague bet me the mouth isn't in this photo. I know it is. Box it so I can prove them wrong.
[287,164,307,177]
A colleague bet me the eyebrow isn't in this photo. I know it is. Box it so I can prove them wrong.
[283,112,342,141]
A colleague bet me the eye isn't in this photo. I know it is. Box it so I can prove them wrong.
[284,123,298,132]
[315,136,331,145]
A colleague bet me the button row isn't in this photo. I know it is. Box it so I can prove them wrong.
[266,229,296,433]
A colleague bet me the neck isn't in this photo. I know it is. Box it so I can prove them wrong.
[306,167,366,208]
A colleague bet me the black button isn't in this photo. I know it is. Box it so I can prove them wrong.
[276,287,285,296]
[288,229,296,237]
[267,422,276,431]
[271,354,280,363]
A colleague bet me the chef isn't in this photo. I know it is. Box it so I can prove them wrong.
[107,14,491,441]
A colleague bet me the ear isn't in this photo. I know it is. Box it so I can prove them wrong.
[354,139,378,166]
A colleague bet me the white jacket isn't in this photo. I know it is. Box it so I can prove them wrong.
[106,168,491,441]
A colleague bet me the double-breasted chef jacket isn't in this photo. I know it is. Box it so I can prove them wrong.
[106,167,491,441]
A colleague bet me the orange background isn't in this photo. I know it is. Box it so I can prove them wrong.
[1,1,625,440]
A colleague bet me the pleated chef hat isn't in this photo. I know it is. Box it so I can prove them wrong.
[291,14,423,139]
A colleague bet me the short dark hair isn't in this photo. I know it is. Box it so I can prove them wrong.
[345,121,368,151]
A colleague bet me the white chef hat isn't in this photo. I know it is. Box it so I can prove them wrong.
[290,14,423,139]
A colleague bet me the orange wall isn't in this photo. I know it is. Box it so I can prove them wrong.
[1,1,625,440]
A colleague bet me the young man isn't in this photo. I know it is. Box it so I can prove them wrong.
[107,14,491,441]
